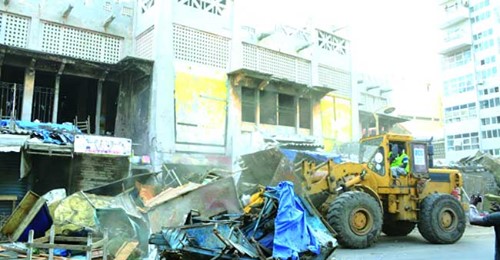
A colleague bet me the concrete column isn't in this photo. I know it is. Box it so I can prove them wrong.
[351,79,361,142]
[95,79,103,135]
[309,21,320,88]
[226,0,244,162]
[149,0,175,169]
[52,75,60,123]
[21,68,35,121]
[27,9,41,50]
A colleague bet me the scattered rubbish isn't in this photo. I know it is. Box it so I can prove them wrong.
[1,191,53,242]
[149,181,337,259]
[147,177,243,232]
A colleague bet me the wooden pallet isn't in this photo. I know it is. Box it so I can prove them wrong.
[26,226,108,260]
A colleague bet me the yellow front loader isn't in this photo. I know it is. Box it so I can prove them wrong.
[299,134,465,248]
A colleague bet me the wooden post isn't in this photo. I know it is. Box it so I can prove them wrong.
[103,229,108,260]
[86,232,92,260]
[27,229,34,260]
[48,225,55,260]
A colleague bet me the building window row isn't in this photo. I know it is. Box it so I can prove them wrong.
[442,50,471,70]
[486,148,500,156]
[444,102,477,123]
[473,39,494,51]
[482,129,500,139]
[473,28,493,41]
[241,87,311,129]
[443,74,473,95]
[470,0,490,13]
[471,10,491,24]
[478,55,496,66]
[479,86,499,96]
[482,116,500,126]
[479,97,500,109]
[477,66,497,80]
[446,132,480,151]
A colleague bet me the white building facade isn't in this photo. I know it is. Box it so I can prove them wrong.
[438,0,500,163]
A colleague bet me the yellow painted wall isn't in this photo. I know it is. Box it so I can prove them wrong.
[320,94,352,151]
[174,63,227,146]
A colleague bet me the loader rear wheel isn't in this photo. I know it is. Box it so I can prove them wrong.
[417,193,466,244]
[327,191,382,248]
[382,220,415,236]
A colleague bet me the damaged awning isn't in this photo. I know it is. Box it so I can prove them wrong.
[0,134,30,152]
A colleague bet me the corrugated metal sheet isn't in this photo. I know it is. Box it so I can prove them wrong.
[0,152,27,217]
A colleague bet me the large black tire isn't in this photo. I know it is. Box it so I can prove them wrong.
[417,193,466,244]
[382,220,415,236]
[327,191,383,249]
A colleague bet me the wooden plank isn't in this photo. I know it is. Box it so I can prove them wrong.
[1,191,39,235]
[27,243,90,251]
[114,241,139,260]
[12,197,48,241]
[0,195,17,201]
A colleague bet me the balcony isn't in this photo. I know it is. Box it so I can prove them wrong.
[439,4,470,29]
[440,33,472,55]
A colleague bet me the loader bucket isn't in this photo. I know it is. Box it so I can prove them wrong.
[237,148,343,196]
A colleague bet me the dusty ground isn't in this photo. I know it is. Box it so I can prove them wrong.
[334,224,495,260]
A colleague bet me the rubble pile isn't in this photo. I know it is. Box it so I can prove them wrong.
[0,157,338,259]
[453,152,500,197]
[149,182,337,260]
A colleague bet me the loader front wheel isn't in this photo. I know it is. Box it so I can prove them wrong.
[327,191,383,248]
[417,193,466,244]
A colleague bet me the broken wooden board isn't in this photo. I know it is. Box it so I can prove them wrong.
[1,191,40,237]
[114,241,139,260]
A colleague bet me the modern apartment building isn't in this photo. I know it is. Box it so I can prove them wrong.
[439,0,500,163]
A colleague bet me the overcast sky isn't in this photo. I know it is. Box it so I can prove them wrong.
[239,0,442,83]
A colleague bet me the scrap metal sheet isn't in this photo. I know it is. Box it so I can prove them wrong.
[147,177,242,232]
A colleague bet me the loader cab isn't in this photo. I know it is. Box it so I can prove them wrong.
[360,134,431,180]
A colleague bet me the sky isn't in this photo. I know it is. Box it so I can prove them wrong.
[239,0,443,84]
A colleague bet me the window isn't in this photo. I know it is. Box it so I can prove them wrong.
[299,98,311,128]
[241,87,256,123]
[259,91,277,125]
[243,88,312,129]
[278,94,295,127]
[447,132,480,151]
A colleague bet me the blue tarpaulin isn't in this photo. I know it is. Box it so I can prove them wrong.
[0,120,80,145]
[267,181,321,259]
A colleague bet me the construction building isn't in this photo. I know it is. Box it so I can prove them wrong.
[438,0,500,163]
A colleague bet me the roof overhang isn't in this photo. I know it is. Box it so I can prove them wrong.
[359,110,409,125]
[228,68,334,98]
[0,44,154,82]
[0,134,30,152]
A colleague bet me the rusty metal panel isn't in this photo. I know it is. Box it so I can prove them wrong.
[147,177,242,232]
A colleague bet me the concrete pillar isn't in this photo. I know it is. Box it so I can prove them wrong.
[149,0,175,169]
[309,21,320,88]
[21,68,35,121]
[95,79,103,135]
[52,75,60,123]
[27,9,41,50]
[351,79,361,142]
[227,0,244,162]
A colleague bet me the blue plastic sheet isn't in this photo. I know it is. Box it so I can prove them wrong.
[0,119,80,144]
[268,181,320,259]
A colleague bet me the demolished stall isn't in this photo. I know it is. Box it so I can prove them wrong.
[0,120,132,220]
